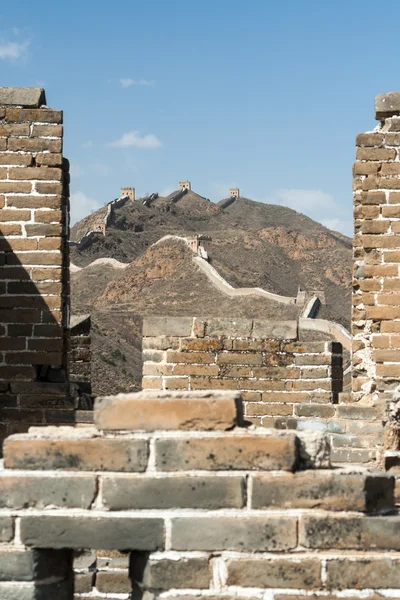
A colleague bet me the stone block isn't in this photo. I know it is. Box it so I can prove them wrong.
[206,317,252,338]
[101,474,245,509]
[96,571,131,593]
[375,92,400,119]
[299,515,400,549]
[252,320,298,340]
[0,517,13,542]
[171,515,297,551]
[0,581,73,600]
[95,390,240,431]
[251,471,394,512]
[155,432,297,471]
[4,430,148,472]
[0,474,96,509]
[326,556,400,589]
[0,548,70,581]
[130,553,211,589]
[226,556,321,588]
[0,87,46,107]
[21,515,164,550]
[143,317,193,337]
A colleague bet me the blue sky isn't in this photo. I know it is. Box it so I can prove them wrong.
[0,1,398,235]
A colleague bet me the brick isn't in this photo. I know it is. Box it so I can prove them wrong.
[365,306,400,319]
[21,515,164,550]
[179,337,223,351]
[171,515,297,551]
[361,220,389,234]
[362,235,400,248]
[155,433,297,471]
[143,317,193,336]
[190,377,239,390]
[353,162,379,175]
[0,123,30,136]
[35,153,63,167]
[389,191,400,203]
[74,573,93,593]
[173,364,219,376]
[95,390,239,431]
[5,108,63,123]
[25,223,62,236]
[164,377,189,390]
[7,195,62,209]
[386,133,400,145]
[326,556,400,589]
[356,147,396,160]
[299,515,400,549]
[131,554,210,589]
[8,166,62,181]
[11,252,61,265]
[294,404,335,418]
[356,133,385,147]
[0,154,32,166]
[217,352,262,365]
[246,403,293,416]
[31,267,62,281]
[102,474,245,510]
[226,556,321,588]
[0,238,37,251]
[376,364,400,377]
[0,548,70,582]
[95,571,131,593]
[7,138,62,153]
[376,293,400,305]
[374,348,400,361]
[35,181,63,194]
[0,209,31,221]
[142,335,180,350]
[221,365,253,377]
[166,350,215,364]
[206,317,252,337]
[3,435,148,472]
[0,366,36,380]
[31,124,62,137]
[0,517,13,542]
[0,309,41,323]
[251,471,394,512]
[0,473,95,509]
[34,209,62,223]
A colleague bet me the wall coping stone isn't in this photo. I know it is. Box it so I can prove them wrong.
[0,87,46,107]
[375,92,400,119]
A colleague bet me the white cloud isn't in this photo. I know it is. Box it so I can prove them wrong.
[70,164,83,178]
[0,40,29,60]
[82,140,93,148]
[91,163,112,176]
[70,191,103,226]
[120,78,155,88]
[108,130,162,149]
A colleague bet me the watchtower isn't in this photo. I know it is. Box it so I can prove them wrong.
[179,180,191,192]
[120,187,135,201]
[229,187,240,198]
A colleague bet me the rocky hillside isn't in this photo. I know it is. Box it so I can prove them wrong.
[70,190,352,395]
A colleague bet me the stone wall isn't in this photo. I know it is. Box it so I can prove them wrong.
[0,390,398,599]
[141,317,383,464]
[0,88,71,445]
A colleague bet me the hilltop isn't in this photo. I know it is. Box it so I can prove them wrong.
[70,188,352,394]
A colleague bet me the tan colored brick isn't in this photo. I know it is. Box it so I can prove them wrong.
[364,265,398,276]
[13,252,61,266]
[353,162,379,176]
[366,306,400,319]
[384,252,400,263]
[361,221,389,234]
[355,205,380,219]
[37,238,62,250]
[35,182,63,195]
[142,363,174,376]
[0,209,31,222]
[191,377,238,390]
[173,364,219,376]
[356,147,396,161]
[35,153,63,167]
[0,238,37,251]
[388,192,400,204]
[356,133,384,147]
[0,124,30,136]
[25,224,62,237]
[8,167,62,181]
[246,403,293,417]
[31,124,63,138]
[392,222,400,233]
[381,205,400,218]
[7,138,62,153]
[166,351,215,364]
[179,338,223,351]
[7,195,62,209]
[33,209,62,223]
[0,182,32,193]
[291,380,332,391]
[0,154,32,166]
[164,377,189,390]
[142,377,163,390]
[382,322,400,333]
[371,335,391,348]
[220,365,253,377]
[374,349,400,362]
[379,177,400,190]
[359,191,386,205]
[385,133,400,145]
[0,140,6,150]
[218,353,262,365]
[5,108,63,123]
[376,364,400,377]
[358,279,381,292]
[362,235,400,248]
[96,391,239,431]
[381,163,400,175]
[238,379,286,391]
[376,293,400,305]
[31,268,62,281]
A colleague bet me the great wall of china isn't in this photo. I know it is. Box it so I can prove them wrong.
[0,86,399,598]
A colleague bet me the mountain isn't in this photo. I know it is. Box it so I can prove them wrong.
[70,191,352,395]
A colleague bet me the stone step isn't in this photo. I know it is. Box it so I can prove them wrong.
[95,390,243,431]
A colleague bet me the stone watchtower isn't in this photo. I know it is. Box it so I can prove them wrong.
[229,187,240,198]
[120,187,135,201]
[178,180,191,192]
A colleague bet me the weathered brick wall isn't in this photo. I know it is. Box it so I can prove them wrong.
[70,314,92,397]
[0,390,398,599]
[141,317,383,463]
[0,88,71,444]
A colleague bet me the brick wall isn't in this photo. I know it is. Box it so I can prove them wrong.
[0,88,71,444]
[141,317,383,463]
[70,314,92,399]
[0,389,398,599]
